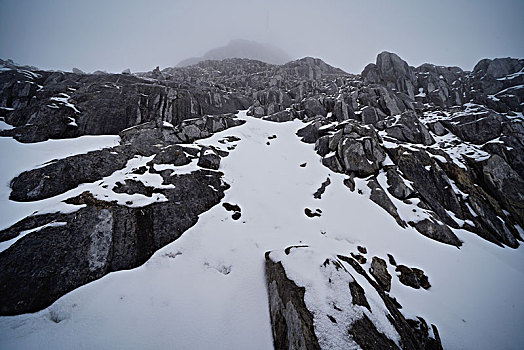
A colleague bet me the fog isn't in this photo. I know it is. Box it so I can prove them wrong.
[1,0,523,73]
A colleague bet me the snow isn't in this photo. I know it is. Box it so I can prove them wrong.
[49,93,81,113]
[0,120,14,131]
[0,135,121,230]
[1,111,524,350]
[415,87,426,98]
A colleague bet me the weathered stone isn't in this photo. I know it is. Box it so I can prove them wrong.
[197,147,221,170]
[369,256,392,292]
[265,253,321,350]
[386,111,435,145]
[385,167,415,200]
[367,178,406,227]
[0,170,229,315]
[441,112,502,144]
[409,218,462,246]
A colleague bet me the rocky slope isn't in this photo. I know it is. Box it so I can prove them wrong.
[0,52,523,349]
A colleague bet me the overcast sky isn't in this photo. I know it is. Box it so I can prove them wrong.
[0,0,523,74]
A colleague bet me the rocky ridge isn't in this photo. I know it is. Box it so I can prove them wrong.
[0,51,523,348]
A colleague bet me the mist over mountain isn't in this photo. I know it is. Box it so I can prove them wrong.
[176,39,293,67]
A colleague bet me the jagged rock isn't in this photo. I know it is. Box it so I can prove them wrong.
[360,105,387,126]
[369,256,392,292]
[395,265,431,290]
[409,219,462,246]
[263,109,293,122]
[351,253,367,264]
[0,170,229,315]
[357,246,367,254]
[9,146,133,202]
[385,167,415,200]
[148,145,191,167]
[302,97,326,118]
[367,178,406,227]
[385,111,435,145]
[387,146,463,229]
[441,111,502,144]
[267,249,443,350]
[265,252,321,350]
[363,52,417,99]
[482,155,524,227]
[427,121,448,136]
[72,67,84,74]
[338,134,385,176]
[313,177,331,199]
[197,147,221,170]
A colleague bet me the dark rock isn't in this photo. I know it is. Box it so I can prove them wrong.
[387,146,463,229]
[313,177,331,199]
[349,281,371,311]
[363,52,417,99]
[409,218,462,246]
[349,315,400,350]
[385,167,415,200]
[482,155,524,229]
[264,110,293,122]
[197,147,221,170]
[441,111,502,144]
[0,170,229,315]
[343,176,356,191]
[232,212,241,220]
[357,246,367,254]
[265,253,321,350]
[385,111,435,145]
[337,255,442,349]
[396,265,431,290]
[304,208,322,218]
[10,146,133,202]
[396,265,420,289]
[369,256,392,292]
[387,254,397,266]
[337,133,386,177]
[322,153,344,173]
[222,202,241,212]
[351,253,367,264]
[367,178,406,228]
[148,145,190,166]
[112,180,157,197]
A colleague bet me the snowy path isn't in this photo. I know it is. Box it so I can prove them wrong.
[1,112,524,349]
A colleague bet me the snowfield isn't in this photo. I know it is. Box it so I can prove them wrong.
[0,111,523,349]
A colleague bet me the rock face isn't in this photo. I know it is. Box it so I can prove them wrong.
[0,169,229,315]
[266,247,443,350]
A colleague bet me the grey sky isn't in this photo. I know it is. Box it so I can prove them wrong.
[1,0,523,74]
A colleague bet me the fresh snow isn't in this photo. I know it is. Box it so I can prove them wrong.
[0,111,524,349]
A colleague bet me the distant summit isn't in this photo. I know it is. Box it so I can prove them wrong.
[176,39,292,67]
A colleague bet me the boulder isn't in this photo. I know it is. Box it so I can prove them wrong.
[369,256,392,292]
[385,111,435,145]
[197,147,221,170]
[441,111,502,144]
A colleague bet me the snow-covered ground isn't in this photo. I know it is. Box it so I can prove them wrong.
[1,111,523,349]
